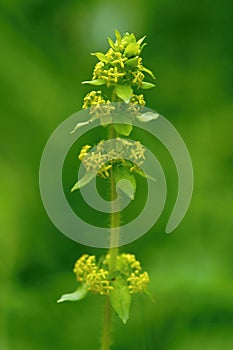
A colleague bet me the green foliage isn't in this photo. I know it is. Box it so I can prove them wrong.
[109,276,132,324]
[136,112,160,122]
[80,30,155,106]
[71,171,96,191]
[113,122,133,136]
[57,285,88,303]
[115,85,133,103]
[82,79,106,86]
[113,167,136,200]
[141,81,156,89]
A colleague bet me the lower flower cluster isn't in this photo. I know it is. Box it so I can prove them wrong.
[73,254,113,295]
[73,253,150,296]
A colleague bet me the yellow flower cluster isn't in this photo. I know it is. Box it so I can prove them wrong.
[93,61,125,87]
[78,138,145,176]
[82,31,155,113]
[127,94,146,114]
[78,145,91,161]
[82,90,106,109]
[73,253,149,296]
[104,253,149,294]
[82,90,115,120]
[121,253,142,270]
[73,255,113,295]
[127,271,150,294]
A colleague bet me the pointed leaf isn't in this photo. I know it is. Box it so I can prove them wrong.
[124,57,139,68]
[113,123,133,136]
[115,85,133,103]
[124,43,140,58]
[114,167,136,200]
[82,79,105,86]
[70,115,98,134]
[140,66,155,79]
[123,33,136,44]
[145,173,157,181]
[141,81,155,89]
[91,52,108,63]
[140,43,147,51]
[115,29,122,44]
[110,276,132,324]
[71,171,96,192]
[137,35,146,46]
[108,37,116,49]
[133,167,156,182]
[136,112,160,122]
[70,121,90,134]
[57,285,88,303]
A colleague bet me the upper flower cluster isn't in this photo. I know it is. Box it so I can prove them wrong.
[82,30,155,108]
[90,31,155,89]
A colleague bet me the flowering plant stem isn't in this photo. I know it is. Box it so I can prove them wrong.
[57,30,154,350]
[101,297,112,350]
[101,126,120,350]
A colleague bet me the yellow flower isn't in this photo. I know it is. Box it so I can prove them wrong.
[127,271,150,294]
[82,90,106,109]
[73,255,113,295]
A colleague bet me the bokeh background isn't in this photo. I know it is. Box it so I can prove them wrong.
[0,0,232,349]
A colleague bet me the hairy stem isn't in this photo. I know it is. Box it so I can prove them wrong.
[101,297,112,350]
[101,125,120,350]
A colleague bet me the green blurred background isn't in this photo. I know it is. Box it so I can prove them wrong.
[0,0,232,349]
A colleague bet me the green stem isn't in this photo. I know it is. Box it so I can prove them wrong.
[101,297,112,350]
[101,125,120,350]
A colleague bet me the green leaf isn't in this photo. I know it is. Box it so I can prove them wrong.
[123,33,136,44]
[115,29,122,43]
[136,112,160,122]
[110,276,132,324]
[145,173,157,181]
[115,85,133,103]
[112,112,132,135]
[140,66,156,79]
[124,43,140,58]
[141,81,155,89]
[70,121,90,134]
[133,167,156,182]
[70,115,98,134]
[140,43,147,51]
[82,79,105,86]
[113,167,136,200]
[108,37,116,49]
[71,171,96,192]
[57,285,88,303]
[91,52,108,63]
[124,57,139,68]
[137,35,146,46]
[113,123,133,136]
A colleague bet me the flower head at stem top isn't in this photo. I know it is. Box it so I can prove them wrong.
[81,30,155,112]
